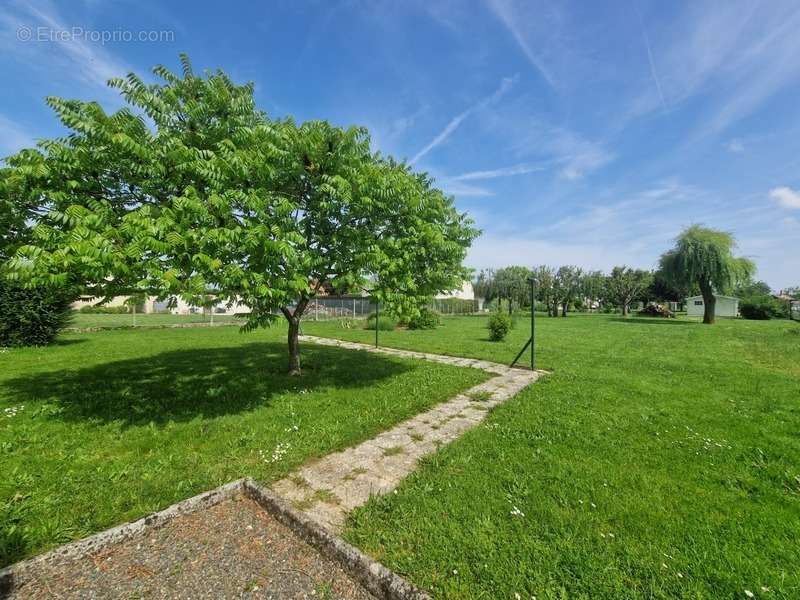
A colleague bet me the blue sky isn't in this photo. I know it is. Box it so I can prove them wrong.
[2,1,799,289]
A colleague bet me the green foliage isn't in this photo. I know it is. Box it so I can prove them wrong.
[659,226,754,297]
[365,313,398,330]
[475,266,532,312]
[1,55,478,371]
[408,307,440,330]
[0,280,74,347]
[487,310,512,341]
[735,279,773,299]
[78,305,130,314]
[606,266,653,315]
[740,296,787,320]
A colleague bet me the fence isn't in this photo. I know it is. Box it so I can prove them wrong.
[305,296,483,320]
[306,297,374,321]
[427,298,483,315]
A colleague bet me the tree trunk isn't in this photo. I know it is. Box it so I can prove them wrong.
[282,297,310,375]
[287,318,301,375]
[561,300,568,317]
[700,281,716,324]
[508,298,513,316]
[622,302,629,316]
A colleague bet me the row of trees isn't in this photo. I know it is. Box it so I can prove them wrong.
[474,225,758,323]
[0,56,478,370]
[475,264,674,317]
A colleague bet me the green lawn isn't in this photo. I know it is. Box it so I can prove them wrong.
[303,315,800,599]
[67,312,240,329]
[0,326,488,567]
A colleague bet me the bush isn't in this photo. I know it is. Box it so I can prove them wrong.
[364,313,398,330]
[487,310,512,341]
[408,307,441,330]
[0,280,75,347]
[78,304,130,314]
[638,303,674,318]
[740,296,786,320]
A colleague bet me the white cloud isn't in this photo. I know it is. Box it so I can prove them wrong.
[770,186,800,209]
[0,114,34,158]
[441,181,494,197]
[726,139,745,153]
[549,129,615,180]
[410,75,518,165]
[0,1,131,94]
[628,2,800,138]
[448,163,545,181]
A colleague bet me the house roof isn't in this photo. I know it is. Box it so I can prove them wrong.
[685,295,739,301]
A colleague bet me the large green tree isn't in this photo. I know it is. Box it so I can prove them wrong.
[659,225,753,324]
[2,56,478,372]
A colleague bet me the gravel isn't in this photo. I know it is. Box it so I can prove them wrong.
[4,494,377,599]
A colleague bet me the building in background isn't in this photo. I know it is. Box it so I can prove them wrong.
[685,294,739,318]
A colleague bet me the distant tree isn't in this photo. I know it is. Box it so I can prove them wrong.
[606,266,652,316]
[494,266,533,314]
[532,265,556,315]
[553,265,583,317]
[785,286,800,299]
[473,269,495,304]
[659,225,754,324]
[2,56,478,373]
[649,269,695,303]
[734,280,772,298]
[580,270,606,311]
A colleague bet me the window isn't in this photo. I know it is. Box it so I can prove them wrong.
[694,300,703,306]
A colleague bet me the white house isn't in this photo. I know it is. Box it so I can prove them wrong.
[436,280,474,301]
[72,295,251,315]
[685,294,739,318]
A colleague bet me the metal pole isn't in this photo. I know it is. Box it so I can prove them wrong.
[530,277,536,371]
[375,299,379,348]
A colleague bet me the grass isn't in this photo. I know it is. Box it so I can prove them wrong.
[301,315,800,599]
[0,325,487,566]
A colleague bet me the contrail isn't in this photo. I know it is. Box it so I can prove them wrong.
[634,0,666,110]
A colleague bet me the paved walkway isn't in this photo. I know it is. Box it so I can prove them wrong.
[272,336,544,531]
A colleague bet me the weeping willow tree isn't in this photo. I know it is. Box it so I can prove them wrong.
[659,225,754,324]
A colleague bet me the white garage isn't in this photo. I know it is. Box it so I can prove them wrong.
[685,295,739,318]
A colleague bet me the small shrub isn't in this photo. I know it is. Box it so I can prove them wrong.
[78,304,130,314]
[638,303,675,318]
[487,311,512,341]
[0,280,75,347]
[740,296,786,320]
[365,313,398,330]
[408,307,441,330]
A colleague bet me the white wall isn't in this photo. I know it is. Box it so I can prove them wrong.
[686,296,738,317]
[436,281,475,300]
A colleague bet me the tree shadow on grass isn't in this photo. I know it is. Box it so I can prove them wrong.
[2,342,412,427]
[609,317,696,326]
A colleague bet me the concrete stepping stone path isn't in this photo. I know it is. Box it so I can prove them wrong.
[271,336,545,531]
